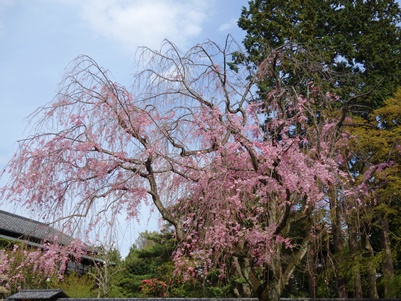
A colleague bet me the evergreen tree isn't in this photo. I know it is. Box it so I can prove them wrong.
[237,0,401,107]
[115,230,236,298]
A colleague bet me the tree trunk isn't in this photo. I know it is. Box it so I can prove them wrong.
[258,280,282,301]
[378,217,394,297]
[237,257,283,301]
[265,285,281,301]
[348,220,362,298]
[330,190,347,298]
[237,200,314,301]
[307,246,317,299]
[233,257,252,297]
[362,230,378,298]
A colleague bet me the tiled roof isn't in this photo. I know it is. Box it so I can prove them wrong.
[0,210,74,246]
[6,289,68,300]
[57,299,256,301]
[57,297,256,301]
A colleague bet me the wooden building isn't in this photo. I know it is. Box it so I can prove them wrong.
[0,210,103,293]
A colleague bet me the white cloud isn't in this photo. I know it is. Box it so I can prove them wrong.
[219,18,237,32]
[67,0,211,52]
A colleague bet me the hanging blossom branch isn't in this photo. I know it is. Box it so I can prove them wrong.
[0,238,86,291]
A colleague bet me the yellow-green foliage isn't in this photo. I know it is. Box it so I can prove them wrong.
[348,87,401,201]
[52,273,97,298]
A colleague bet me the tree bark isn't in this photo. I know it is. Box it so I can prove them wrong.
[329,189,347,298]
[348,220,362,298]
[259,282,282,301]
[307,247,317,299]
[237,238,311,301]
[233,257,252,297]
[378,217,394,297]
[362,230,378,298]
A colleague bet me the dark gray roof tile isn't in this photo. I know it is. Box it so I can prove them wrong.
[0,210,74,245]
[6,289,68,300]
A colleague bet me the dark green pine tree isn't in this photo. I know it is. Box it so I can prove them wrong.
[237,0,401,108]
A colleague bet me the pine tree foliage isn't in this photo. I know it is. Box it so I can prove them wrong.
[238,0,401,107]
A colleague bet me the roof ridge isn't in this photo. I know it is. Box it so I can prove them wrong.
[0,210,75,246]
[0,210,50,227]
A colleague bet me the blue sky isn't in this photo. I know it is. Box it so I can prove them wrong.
[0,0,247,256]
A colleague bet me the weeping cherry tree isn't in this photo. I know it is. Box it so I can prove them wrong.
[1,37,348,301]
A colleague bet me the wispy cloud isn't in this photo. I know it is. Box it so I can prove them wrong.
[219,18,237,32]
[65,0,211,51]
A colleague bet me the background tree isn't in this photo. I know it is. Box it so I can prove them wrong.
[53,273,97,298]
[344,88,401,297]
[116,229,235,298]
[88,245,122,298]
[116,230,176,297]
[237,0,401,107]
